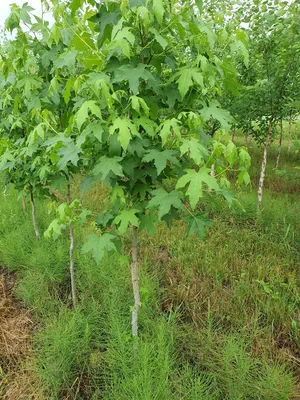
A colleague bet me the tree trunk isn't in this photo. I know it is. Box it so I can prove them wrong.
[288,111,292,155]
[67,184,77,308]
[29,185,39,239]
[244,134,248,146]
[231,127,235,142]
[131,226,140,338]
[257,121,272,208]
[210,163,215,177]
[21,195,27,212]
[275,119,283,169]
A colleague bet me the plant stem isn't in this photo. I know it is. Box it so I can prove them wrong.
[29,185,39,239]
[288,111,292,155]
[231,127,235,142]
[275,119,283,169]
[257,120,272,208]
[67,183,77,308]
[131,226,140,338]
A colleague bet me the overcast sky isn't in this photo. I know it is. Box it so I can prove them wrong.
[0,0,47,29]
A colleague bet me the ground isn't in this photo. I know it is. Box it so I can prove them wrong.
[0,138,299,399]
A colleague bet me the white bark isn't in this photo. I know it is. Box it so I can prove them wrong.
[29,186,39,239]
[131,226,140,337]
[275,119,283,169]
[210,163,215,177]
[67,184,77,308]
[257,122,272,208]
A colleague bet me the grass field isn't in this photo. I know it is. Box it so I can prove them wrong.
[0,138,299,399]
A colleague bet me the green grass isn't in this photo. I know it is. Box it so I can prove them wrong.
[0,139,299,399]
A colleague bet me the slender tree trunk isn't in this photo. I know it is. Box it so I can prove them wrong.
[29,185,39,239]
[67,184,77,308]
[210,163,215,177]
[275,119,283,169]
[131,226,140,337]
[231,127,235,142]
[257,121,272,208]
[288,111,292,155]
[244,134,248,146]
[21,195,27,212]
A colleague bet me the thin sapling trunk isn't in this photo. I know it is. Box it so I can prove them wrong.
[231,127,235,142]
[210,163,215,177]
[131,226,140,338]
[288,111,292,155]
[257,120,272,208]
[275,119,283,169]
[67,183,77,308]
[29,185,39,239]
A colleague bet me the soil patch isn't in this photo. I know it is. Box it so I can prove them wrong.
[0,268,43,399]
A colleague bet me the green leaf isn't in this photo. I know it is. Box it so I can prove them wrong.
[71,0,84,16]
[112,63,154,94]
[176,168,219,209]
[158,118,181,146]
[57,142,81,169]
[142,149,178,175]
[44,219,66,240]
[113,209,140,234]
[54,48,78,74]
[238,169,251,186]
[76,100,102,131]
[63,78,75,105]
[96,211,115,228]
[224,141,238,165]
[175,67,204,98]
[77,122,104,147]
[82,233,117,264]
[184,212,213,239]
[93,156,124,180]
[152,0,165,25]
[239,148,251,169]
[180,138,209,165]
[109,117,139,150]
[147,188,183,220]
[130,96,149,116]
[195,0,203,14]
[139,212,158,236]
[134,117,157,137]
[149,27,168,49]
[200,102,233,130]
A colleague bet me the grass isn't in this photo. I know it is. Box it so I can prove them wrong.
[0,138,299,399]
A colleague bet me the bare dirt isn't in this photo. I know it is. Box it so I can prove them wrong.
[0,268,43,399]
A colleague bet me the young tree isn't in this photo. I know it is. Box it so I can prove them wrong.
[231,0,300,207]
[1,0,250,336]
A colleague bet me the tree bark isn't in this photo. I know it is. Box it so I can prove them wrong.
[131,226,140,337]
[210,163,215,177]
[21,195,27,212]
[29,185,39,239]
[275,119,283,169]
[231,127,235,142]
[257,121,272,208]
[244,134,248,146]
[67,184,77,308]
[288,111,292,155]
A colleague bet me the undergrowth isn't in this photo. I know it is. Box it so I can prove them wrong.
[0,140,299,399]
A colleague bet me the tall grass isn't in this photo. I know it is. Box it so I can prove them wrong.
[0,140,299,399]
